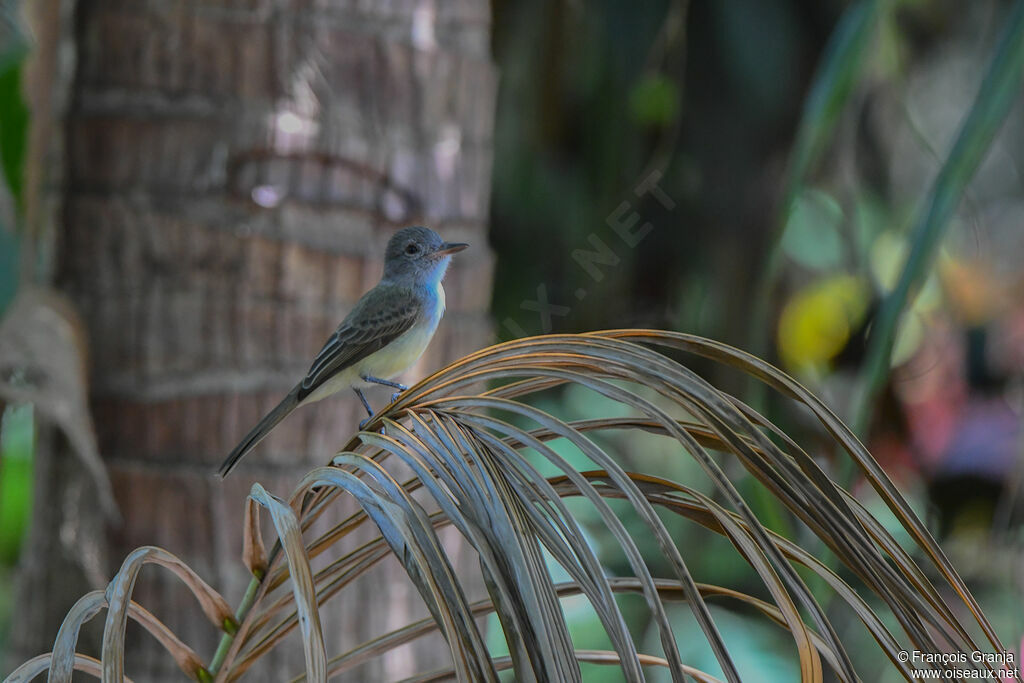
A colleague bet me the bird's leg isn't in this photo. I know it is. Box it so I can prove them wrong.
[354,387,375,429]
[361,375,408,403]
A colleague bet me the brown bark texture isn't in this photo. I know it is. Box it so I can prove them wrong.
[11,0,496,679]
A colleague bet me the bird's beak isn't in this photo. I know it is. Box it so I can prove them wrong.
[436,242,469,256]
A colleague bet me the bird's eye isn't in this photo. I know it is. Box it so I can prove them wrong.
[405,243,420,255]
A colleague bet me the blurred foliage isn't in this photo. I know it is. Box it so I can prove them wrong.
[0,185,18,318]
[778,274,870,375]
[628,75,680,128]
[490,0,1024,677]
[780,189,846,271]
[0,0,28,315]
[0,78,23,318]
[751,0,882,376]
[0,0,31,660]
[0,61,27,207]
[0,403,33,565]
[0,403,32,653]
[852,0,1024,435]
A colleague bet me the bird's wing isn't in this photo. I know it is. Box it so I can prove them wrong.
[297,291,421,401]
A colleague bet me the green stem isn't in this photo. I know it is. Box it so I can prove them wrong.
[850,0,1024,438]
[208,575,262,677]
[744,0,881,540]
[746,0,881,401]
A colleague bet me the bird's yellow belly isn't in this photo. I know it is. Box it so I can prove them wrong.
[303,318,439,403]
[356,321,437,381]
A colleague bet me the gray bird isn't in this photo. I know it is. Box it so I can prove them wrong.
[219,226,468,477]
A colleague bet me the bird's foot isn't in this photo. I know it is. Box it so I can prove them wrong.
[362,375,408,392]
[359,415,390,436]
[390,391,403,403]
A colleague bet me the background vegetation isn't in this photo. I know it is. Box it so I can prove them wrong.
[487,0,1024,677]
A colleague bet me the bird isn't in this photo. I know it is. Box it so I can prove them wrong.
[218,226,468,477]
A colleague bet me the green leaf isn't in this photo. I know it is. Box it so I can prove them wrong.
[628,74,679,127]
[852,0,1024,436]
[0,63,28,207]
[0,5,27,317]
[0,403,33,564]
[0,221,17,318]
[780,189,844,270]
[746,0,882,402]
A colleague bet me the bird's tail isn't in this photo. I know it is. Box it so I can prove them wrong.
[219,386,301,477]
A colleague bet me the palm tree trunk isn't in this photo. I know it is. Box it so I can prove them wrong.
[12,0,495,678]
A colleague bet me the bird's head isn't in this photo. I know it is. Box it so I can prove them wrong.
[382,226,468,284]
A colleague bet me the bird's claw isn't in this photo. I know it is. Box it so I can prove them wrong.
[359,416,389,436]
[390,391,402,403]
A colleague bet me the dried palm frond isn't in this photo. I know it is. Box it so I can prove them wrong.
[5,331,1010,683]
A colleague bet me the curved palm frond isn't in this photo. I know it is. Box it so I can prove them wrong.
[5,331,1010,683]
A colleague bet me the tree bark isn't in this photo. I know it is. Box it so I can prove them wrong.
[13,0,495,679]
